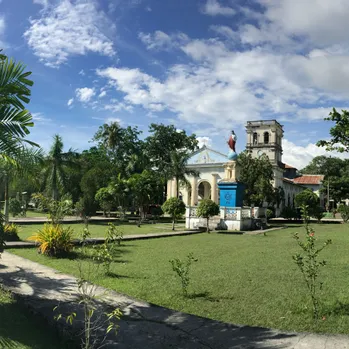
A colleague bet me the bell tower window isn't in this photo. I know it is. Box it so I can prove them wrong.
[253,132,258,144]
[264,132,269,144]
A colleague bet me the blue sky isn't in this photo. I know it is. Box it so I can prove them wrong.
[2,0,349,168]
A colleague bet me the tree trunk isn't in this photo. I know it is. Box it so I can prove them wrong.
[172,217,175,231]
[207,217,210,233]
[176,177,179,198]
[4,173,9,224]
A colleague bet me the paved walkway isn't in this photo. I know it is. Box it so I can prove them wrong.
[4,230,204,249]
[1,252,348,348]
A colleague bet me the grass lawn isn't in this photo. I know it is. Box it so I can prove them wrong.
[10,223,349,334]
[15,221,186,240]
[0,287,74,348]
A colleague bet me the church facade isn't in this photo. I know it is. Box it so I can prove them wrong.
[167,120,324,212]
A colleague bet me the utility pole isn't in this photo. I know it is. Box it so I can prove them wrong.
[327,179,330,212]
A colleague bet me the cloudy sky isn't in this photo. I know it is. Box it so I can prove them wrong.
[2,0,349,169]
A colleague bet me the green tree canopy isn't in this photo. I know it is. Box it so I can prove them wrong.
[317,108,349,152]
[295,189,320,215]
[42,135,79,201]
[162,197,186,231]
[145,124,198,179]
[237,152,274,206]
[196,199,220,232]
[300,156,345,179]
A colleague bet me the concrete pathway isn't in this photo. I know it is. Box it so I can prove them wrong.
[0,252,348,348]
[4,230,203,249]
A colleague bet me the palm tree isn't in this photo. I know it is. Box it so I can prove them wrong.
[1,147,43,223]
[169,151,199,198]
[0,51,37,162]
[42,135,79,201]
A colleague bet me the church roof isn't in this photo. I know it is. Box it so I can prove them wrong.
[187,145,227,165]
[293,175,324,185]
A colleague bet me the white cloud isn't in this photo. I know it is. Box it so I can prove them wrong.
[67,98,74,106]
[33,0,49,8]
[75,87,95,102]
[139,31,188,51]
[24,0,115,67]
[197,136,213,148]
[201,0,235,16]
[283,139,349,170]
[79,69,85,76]
[98,90,106,98]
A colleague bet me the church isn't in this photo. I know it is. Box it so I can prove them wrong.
[167,120,325,214]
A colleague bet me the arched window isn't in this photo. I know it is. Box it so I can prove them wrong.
[253,132,258,144]
[264,132,269,144]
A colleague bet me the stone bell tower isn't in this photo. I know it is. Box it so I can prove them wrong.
[245,120,283,165]
[245,120,284,188]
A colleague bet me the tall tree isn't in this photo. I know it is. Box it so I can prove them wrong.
[317,108,349,152]
[92,122,144,176]
[237,151,274,206]
[169,151,199,198]
[300,156,344,179]
[42,135,79,200]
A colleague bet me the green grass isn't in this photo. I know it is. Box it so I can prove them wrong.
[0,287,73,348]
[15,221,186,240]
[10,223,349,334]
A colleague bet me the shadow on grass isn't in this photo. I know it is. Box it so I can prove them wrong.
[0,290,76,349]
[324,300,349,316]
[0,261,296,349]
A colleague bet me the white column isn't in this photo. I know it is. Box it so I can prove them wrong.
[191,176,198,206]
[211,174,218,204]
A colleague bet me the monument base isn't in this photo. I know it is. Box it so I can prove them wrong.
[218,181,245,208]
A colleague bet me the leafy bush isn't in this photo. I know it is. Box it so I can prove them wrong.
[312,206,325,223]
[28,224,74,256]
[3,223,20,241]
[9,198,22,217]
[280,206,299,219]
[338,204,349,222]
[196,199,220,232]
[169,253,198,296]
[162,198,186,231]
[266,208,275,220]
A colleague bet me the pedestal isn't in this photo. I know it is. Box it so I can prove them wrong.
[218,181,245,208]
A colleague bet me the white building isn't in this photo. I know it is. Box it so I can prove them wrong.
[167,120,319,213]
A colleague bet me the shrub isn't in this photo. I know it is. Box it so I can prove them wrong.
[169,253,197,296]
[162,198,186,231]
[280,206,299,219]
[295,189,320,217]
[9,198,22,217]
[196,199,220,232]
[28,224,74,256]
[338,204,349,223]
[292,205,332,318]
[266,208,275,220]
[312,206,325,223]
[3,223,20,241]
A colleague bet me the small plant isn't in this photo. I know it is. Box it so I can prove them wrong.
[266,208,275,221]
[32,193,73,224]
[3,223,20,241]
[162,197,186,231]
[338,204,349,223]
[28,223,74,256]
[54,264,122,349]
[106,223,123,246]
[196,199,220,232]
[9,198,22,217]
[169,253,198,296]
[93,243,113,275]
[312,206,325,223]
[280,206,299,220]
[93,223,123,274]
[292,205,332,319]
